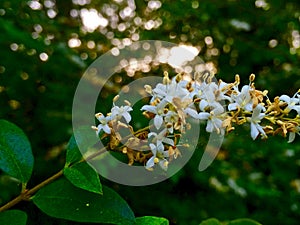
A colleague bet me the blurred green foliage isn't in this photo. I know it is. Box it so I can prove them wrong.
[0,0,300,224]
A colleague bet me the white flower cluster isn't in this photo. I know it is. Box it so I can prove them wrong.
[93,72,300,171]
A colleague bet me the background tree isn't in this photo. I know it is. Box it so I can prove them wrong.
[0,0,300,224]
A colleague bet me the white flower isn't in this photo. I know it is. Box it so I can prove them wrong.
[217,80,233,102]
[279,94,300,114]
[198,106,225,134]
[152,77,189,103]
[141,101,167,129]
[148,129,175,146]
[95,113,111,134]
[228,85,253,111]
[164,110,179,133]
[288,126,300,143]
[199,82,218,111]
[248,104,266,140]
[146,142,169,171]
[111,105,133,123]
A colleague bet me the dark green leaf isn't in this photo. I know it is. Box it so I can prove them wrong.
[0,120,34,183]
[135,216,169,225]
[65,126,98,166]
[0,210,27,225]
[228,218,262,225]
[32,177,135,224]
[64,162,102,194]
[199,218,221,225]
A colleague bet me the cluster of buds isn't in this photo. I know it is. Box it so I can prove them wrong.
[92,72,300,171]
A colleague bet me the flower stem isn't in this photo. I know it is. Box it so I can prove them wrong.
[0,170,63,212]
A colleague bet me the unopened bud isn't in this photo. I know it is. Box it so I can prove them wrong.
[124,100,131,106]
[163,71,170,84]
[262,90,268,96]
[235,74,240,84]
[113,95,119,103]
[176,73,182,83]
[144,85,152,94]
[249,73,255,82]
[95,112,103,119]
[91,126,98,131]
[122,147,128,154]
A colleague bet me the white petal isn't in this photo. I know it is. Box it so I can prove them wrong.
[141,105,157,113]
[198,112,210,120]
[228,103,238,111]
[146,156,155,169]
[102,124,111,134]
[252,104,262,119]
[250,123,259,140]
[162,137,174,146]
[157,142,164,152]
[199,100,209,111]
[124,105,133,112]
[123,112,131,123]
[154,115,163,129]
[185,107,199,119]
[288,132,296,143]
[149,143,156,153]
[244,103,253,112]
[279,95,291,103]
[291,105,300,114]
[206,121,214,133]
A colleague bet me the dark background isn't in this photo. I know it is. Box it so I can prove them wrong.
[0,0,300,224]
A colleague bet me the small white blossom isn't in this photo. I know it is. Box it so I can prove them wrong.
[146,142,169,171]
[249,104,266,140]
[111,105,133,123]
[198,106,225,134]
[199,82,218,111]
[95,113,112,134]
[228,85,253,111]
[148,129,175,146]
[152,78,189,103]
[141,101,167,129]
[279,94,300,114]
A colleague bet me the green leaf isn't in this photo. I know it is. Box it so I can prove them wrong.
[66,126,98,166]
[0,120,34,183]
[228,218,262,225]
[64,162,102,194]
[135,216,169,225]
[0,210,27,225]
[32,177,135,224]
[199,218,221,225]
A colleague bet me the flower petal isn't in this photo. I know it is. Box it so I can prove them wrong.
[146,156,155,169]
[184,107,199,119]
[154,115,163,129]
[228,103,238,111]
[123,112,132,123]
[250,122,259,140]
[198,112,210,120]
[279,95,291,103]
[288,132,296,143]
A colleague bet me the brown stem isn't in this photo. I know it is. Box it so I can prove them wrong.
[0,170,63,212]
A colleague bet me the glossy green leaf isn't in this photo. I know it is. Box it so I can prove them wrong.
[135,216,169,225]
[0,120,34,183]
[228,218,262,225]
[199,218,221,225]
[64,162,102,194]
[65,126,98,166]
[0,210,27,225]
[32,177,135,224]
